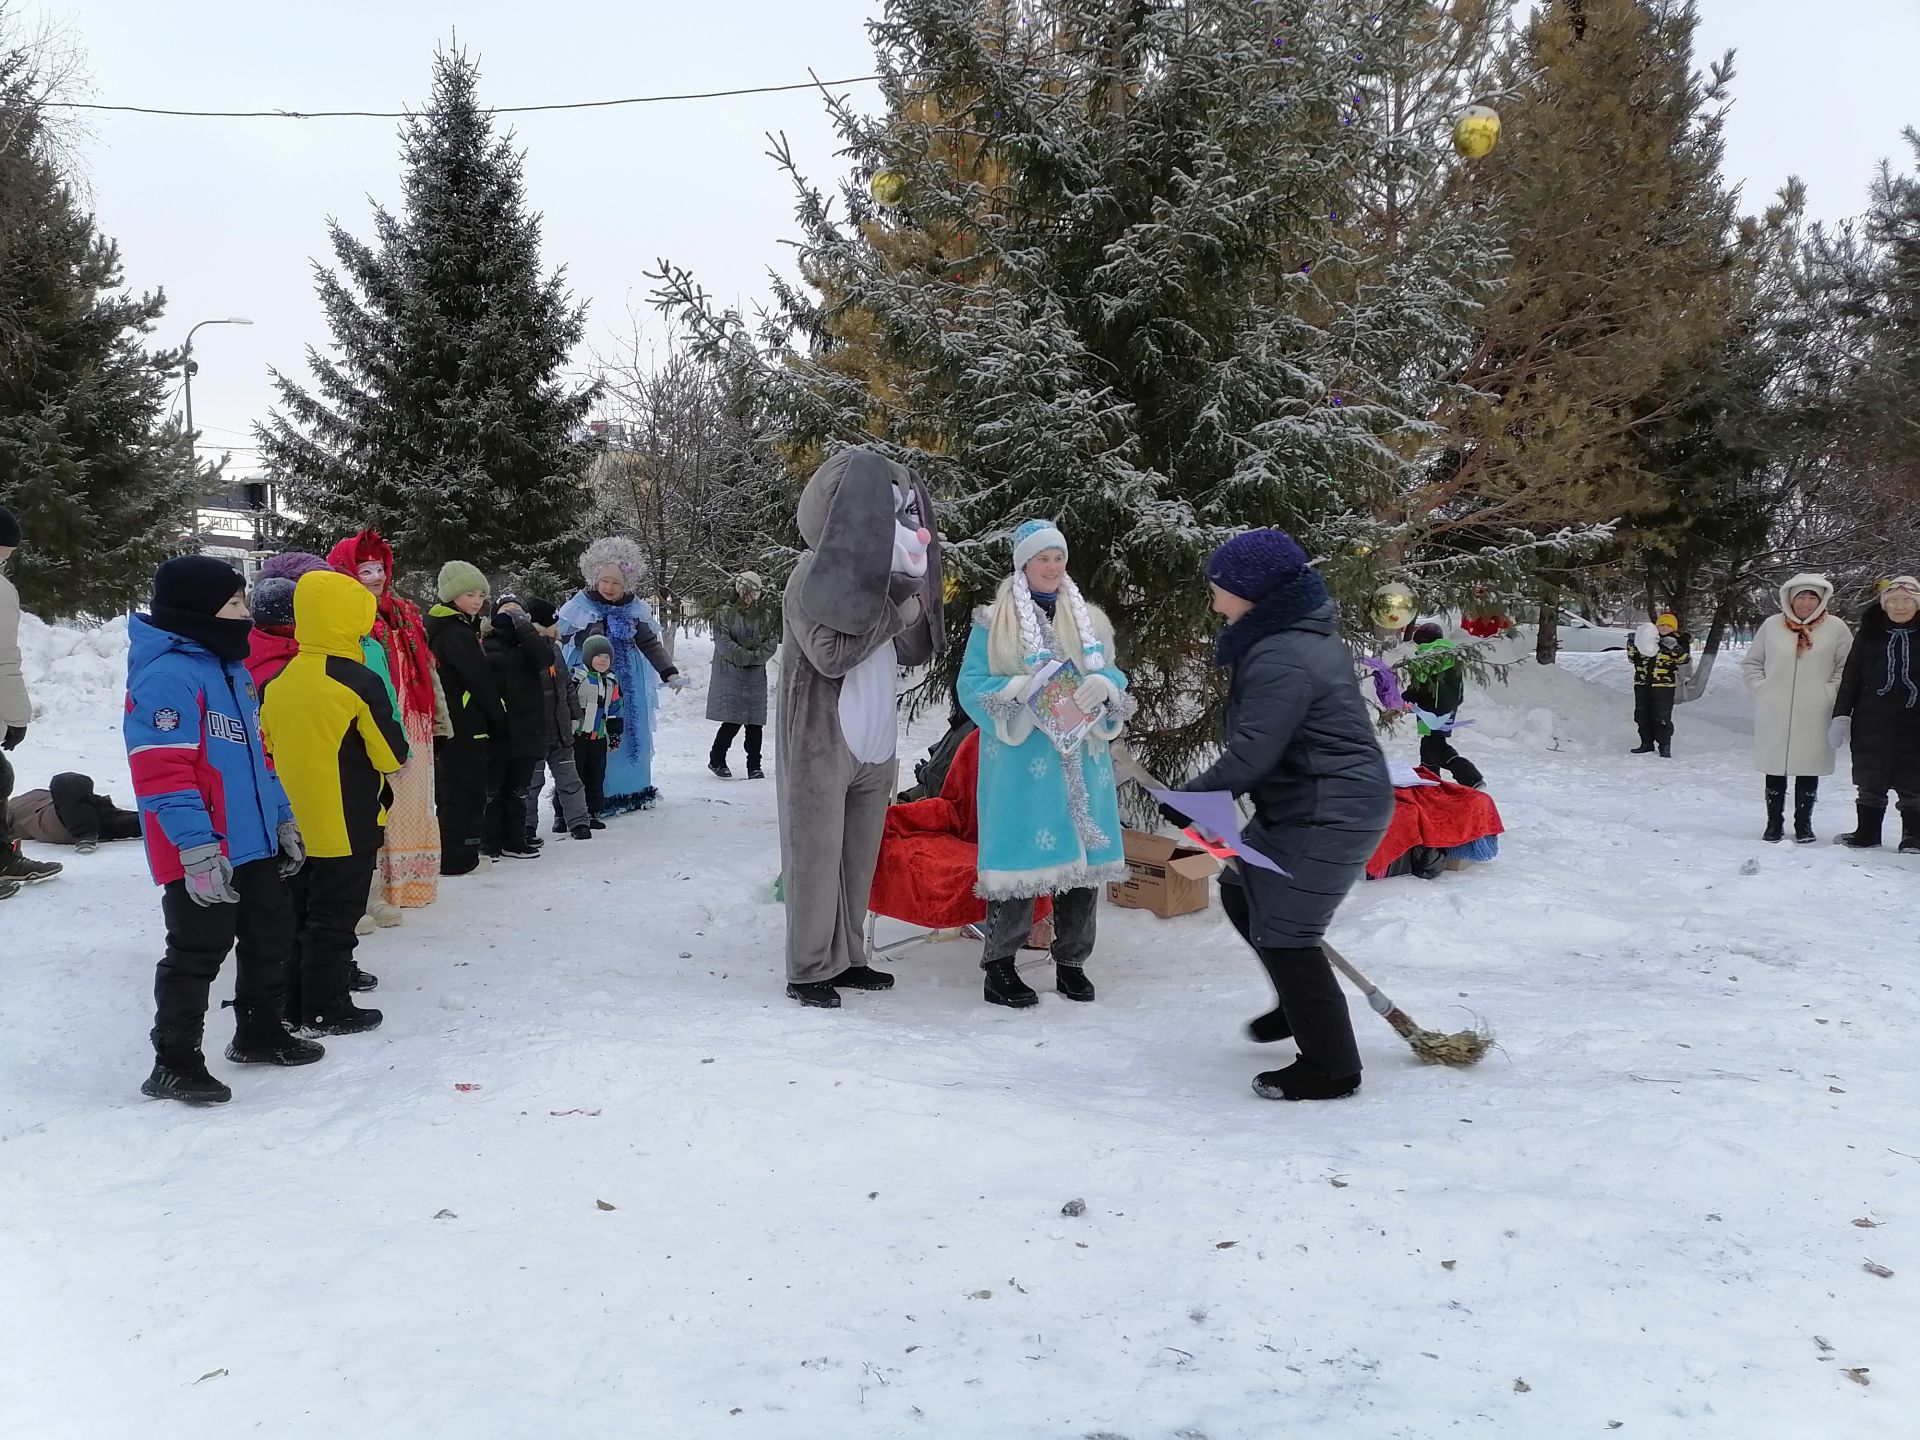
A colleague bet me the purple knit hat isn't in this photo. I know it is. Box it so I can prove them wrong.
[1205,529,1311,603]
[258,551,331,583]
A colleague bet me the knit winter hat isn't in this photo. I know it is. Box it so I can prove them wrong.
[249,576,298,629]
[0,505,20,548]
[1655,611,1679,630]
[524,597,558,628]
[1883,576,1920,600]
[154,555,246,616]
[258,551,331,584]
[735,572,766,594]
[582,635,614,665]
[1011,520,1069,574]
[438,560,489,604]
[1411,621,1445,645]
[1206,528,1311,603]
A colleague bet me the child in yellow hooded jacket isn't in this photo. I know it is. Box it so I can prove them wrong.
[260,570,408,1034]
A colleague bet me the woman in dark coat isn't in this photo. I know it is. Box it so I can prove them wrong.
[1831,575,1920,852]
[706,572,778,779]
[1165,530,1394,1102]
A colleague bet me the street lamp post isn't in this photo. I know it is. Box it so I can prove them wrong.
[181,316,253,541]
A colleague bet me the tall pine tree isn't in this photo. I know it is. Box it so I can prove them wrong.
[1434,0,1742,651]
[259,46,597,590]
[0,18,208,619]
[657,0,1505,772]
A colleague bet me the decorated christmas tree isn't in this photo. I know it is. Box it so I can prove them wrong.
[656,0,1512,772]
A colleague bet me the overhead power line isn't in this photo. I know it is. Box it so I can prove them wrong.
[46,73,883,121]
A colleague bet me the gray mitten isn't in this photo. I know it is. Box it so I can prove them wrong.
[888,569,923,604]
[179,842,239,907]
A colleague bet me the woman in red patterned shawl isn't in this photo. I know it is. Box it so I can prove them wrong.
[328,530,448,916]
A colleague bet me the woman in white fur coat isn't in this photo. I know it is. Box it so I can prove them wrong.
[1741,574,1852,843]
[957,521,1132,1010]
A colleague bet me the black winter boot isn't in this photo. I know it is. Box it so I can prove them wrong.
[350,967,378,992]
[1835,804,1886,849]
[835,963,896,991]
[1253,1058,1362,1102]
[571,824,593,840]
[984,958,1039,1009]
[0,875,22,901]
[552,816,568,835]
[141,1042,232,1105]
[1,841,62,883]
[708,761,733,780]
[225,1003,326,1066]
[1055,964,1096,1002]
[1793,778,1819,844]
[1762,778,1786,843]
[747,766,766,781]
[1900,806,1920,856]
[294,999,384,1036]
[1247,1006,1294,1044]
[786,980,842,1009]
[1658,741,1672,758]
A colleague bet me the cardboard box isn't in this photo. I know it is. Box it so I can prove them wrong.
[1105,829,1221,918]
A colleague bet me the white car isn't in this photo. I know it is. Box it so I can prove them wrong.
[1517,610,1634,654]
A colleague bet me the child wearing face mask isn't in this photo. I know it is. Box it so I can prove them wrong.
[125,556,318,1105]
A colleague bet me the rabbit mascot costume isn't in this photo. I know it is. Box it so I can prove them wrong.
[776,448,943,1008]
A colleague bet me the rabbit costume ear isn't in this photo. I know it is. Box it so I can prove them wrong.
[903,467,945,655]
[797,447,906,634]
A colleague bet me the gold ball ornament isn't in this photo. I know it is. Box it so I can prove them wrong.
[1371,584,1418,631]
[1452,105,1501,160]
[869,170,909,207]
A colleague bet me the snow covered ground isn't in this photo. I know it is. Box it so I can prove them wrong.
[2,621,1914,1439]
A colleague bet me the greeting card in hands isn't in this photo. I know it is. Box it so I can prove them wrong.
[1024,659,1092,752]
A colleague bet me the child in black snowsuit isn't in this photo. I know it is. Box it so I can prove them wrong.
[571,635,622,824]
[426,562,508,875]
[1403,624,1484,789]
[1629,613,1691,757]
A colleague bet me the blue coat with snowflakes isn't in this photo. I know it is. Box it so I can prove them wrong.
[957,592,1132,900]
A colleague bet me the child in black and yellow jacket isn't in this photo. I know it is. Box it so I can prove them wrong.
[1629,611,1692,757]
[260,570,409,1034]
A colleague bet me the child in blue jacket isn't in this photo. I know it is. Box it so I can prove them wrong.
[125,557,320,1104]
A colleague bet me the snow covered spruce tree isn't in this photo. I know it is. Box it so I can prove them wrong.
[259,46,597,591]
[655,0,1505,774]
[0,27,208,619]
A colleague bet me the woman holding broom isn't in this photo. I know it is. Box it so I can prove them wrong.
[1160,530,1393,1102]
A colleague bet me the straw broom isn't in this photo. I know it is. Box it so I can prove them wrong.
[1320,942,1490,1067]
[1115,745,1491,1069]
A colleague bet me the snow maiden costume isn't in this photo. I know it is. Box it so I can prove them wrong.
[775,448,941,1007]
[958,520,1132,1007]
[557,538,683,814]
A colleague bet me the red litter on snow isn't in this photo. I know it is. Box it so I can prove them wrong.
[454,1084,481,1092]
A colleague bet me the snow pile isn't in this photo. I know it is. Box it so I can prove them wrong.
[1451,652,1752,755]
[18,612,130,724]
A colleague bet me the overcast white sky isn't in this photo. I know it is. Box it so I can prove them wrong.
[39,0,1920,475]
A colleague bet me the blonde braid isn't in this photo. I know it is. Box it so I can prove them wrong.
[1061,576,1106,672]
[1012,570,1051,670]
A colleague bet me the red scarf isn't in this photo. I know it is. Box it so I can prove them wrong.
[1784,612,1824,655]
[327,530,438,723]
